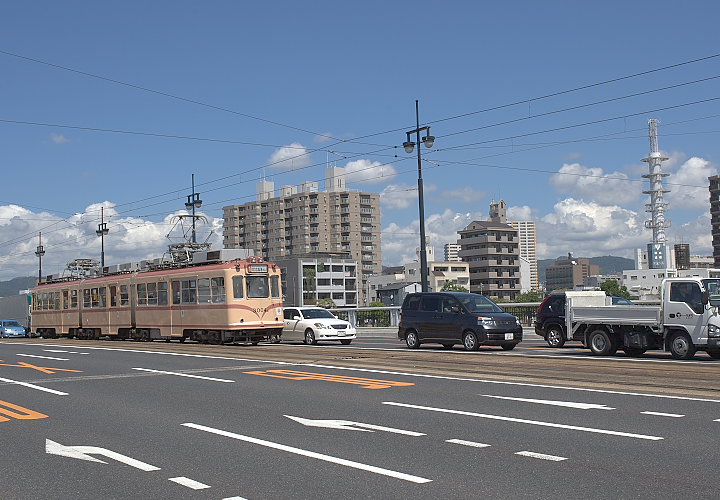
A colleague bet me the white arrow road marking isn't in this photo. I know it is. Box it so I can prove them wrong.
[16,354,69,361]
[132,368,235,383]
[515,451,567,462]
[382,402,663,441]
[284,415,425,436]
[641,411,685,418]
[182,423,432,484]
[168,477,210,490]
[446,439,491,448]
[0,376,67,395]
[479,394,615,410]
[45,439,161,471]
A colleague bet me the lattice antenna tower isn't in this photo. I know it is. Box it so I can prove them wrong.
[642,118,671,243]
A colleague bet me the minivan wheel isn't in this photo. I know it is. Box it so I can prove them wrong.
[463,331,480,351]
[546,326,565,348]
[405,330,420,349]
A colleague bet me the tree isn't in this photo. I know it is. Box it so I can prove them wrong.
[513,290,544,302]
[600,279,632,299]
[441,281,469,292]
[316,298,336,309]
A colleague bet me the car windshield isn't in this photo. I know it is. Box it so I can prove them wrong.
[457,294,504,313]
[301,309,336,319]
[611,296,634,305]
[4,320,21,327]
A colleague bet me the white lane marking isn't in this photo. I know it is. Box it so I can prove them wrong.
[43,350,89,354]
[714,419,720,422]
[383,402,663,441]
[168,477,210,490]
[182,422,432,484]
[0,376,68,395]
[16,354,69,361]
[222,497,249,500]
[45,439,161,471]
[641,411,685,418]
[480,394,615,410]
[515,451,567,462]
[132,368,235,383]
[446,439,491,448]
[21,343,720,404]
[285,415,425,436]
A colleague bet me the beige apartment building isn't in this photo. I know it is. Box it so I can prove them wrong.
[222,168,381,304]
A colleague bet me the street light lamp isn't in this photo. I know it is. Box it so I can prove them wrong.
[402,100,435,292]
[185,173,202,243]
[95,206,109,270]
[34,232,45,283]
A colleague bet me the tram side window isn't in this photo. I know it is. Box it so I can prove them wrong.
[120,285,129,306]
[91,288,101,308]
[137,283,159,306]
[83,289,91,308]
[71,289,78,308]
[110,286,117,307]
[181,279,197,304]
[99,287,106,308]
[137,283,147,305]
[62,290,69,310]
[147,282,157,305]
[158,282,168,305]
[54,292,61,310]
[247,276,269,298]
[270,275,280,299]
[198,278,212,303]
[232,276,244,299]
[212,277,225,303]
[172,281,180,305]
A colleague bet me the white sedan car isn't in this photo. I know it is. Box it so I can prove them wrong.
[282,307,356,345]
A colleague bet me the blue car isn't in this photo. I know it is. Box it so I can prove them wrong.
[0,320,27,338]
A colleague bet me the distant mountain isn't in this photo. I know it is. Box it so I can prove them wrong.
[537,256,634,285]
[0,276,36,298]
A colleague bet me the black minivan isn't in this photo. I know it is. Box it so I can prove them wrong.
[398,292,523,351]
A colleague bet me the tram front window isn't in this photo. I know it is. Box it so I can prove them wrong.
[247,276,269,298]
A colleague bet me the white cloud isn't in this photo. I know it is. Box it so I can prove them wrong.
[666,156,717,210]
[507,205,534,221]
[313,133,334,144]
[0,202,222,281]
[51,133,69,144]
[343,159,397,184]
[267,143,311,171]
[380,183,418,210]
[550,162,637,205]
[439,186,486,203]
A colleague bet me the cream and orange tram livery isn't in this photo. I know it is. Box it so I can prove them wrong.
[31,251,283,344]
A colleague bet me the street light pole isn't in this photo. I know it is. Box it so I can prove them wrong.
[96,206,109,270]
[185,173,202,244]
[35,232,45,283]
[402,100,435,293]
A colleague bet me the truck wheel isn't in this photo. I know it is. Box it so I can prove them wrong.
[546,326,565,348]
[669,332,696,360]
[588,329,617,356]
[623,346,646,357]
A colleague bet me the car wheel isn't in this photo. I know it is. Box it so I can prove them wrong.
[463,331,479,351]
[669,332,696,360]
[546,326,565,348]
[340,339,352,345]
[405,330,420,349]
[500,343,516,351]
[588,329,617,356]
[441,344,454,349]
[269,334,281,344]
[304,329,317,345]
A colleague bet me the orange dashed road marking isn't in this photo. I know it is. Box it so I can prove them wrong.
[0,400,48,422]
[0,360,83,374]
[246,369,414,390]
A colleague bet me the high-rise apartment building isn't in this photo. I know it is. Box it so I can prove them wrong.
[457,220,521,300]
[444,243,462,262]
[509,221,538,290]
[710,175,720,267]
[222,168,381,304]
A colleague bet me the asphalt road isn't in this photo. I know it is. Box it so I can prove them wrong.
[2,335,720,499]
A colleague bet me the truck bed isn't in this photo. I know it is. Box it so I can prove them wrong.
[569,305,661,326]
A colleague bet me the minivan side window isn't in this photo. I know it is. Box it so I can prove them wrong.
[420,295,441,313]
[404,295,421,311]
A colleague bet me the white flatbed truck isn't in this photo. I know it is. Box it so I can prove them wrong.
[566,277,720,360]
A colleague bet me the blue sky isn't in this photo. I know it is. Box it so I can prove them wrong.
[1,1,719,280]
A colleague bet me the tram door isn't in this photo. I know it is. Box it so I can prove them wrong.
[170,279,185,338]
